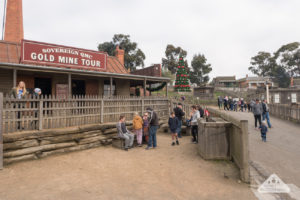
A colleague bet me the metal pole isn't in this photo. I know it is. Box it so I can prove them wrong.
[0,92,3,169]
[2,0,7,40]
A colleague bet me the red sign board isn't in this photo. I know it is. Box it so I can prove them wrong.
[21,40,107,71]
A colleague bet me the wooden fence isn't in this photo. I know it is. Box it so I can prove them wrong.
[1,94,170,134]
[269,103,300,124]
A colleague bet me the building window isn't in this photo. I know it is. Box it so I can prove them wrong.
[291,93,297,103]
[103,80,116,96]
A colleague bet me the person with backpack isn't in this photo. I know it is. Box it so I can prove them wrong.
[132,112,143,147]
[252,99,263,129]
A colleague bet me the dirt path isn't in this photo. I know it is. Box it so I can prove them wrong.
[0,133,255,200]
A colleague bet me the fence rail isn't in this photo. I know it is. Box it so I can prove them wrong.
[1,94,169,133]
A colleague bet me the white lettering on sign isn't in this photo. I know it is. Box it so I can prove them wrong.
[81,59,100,67]
[31,53,55,62]
[58,56,79,65]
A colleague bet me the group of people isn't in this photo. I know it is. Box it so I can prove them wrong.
[218,96,254,112]
[219,95,272,142]
[116,102,210,151]
[116,108,159,151]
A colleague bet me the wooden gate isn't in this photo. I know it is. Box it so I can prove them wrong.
[0,93,3,169]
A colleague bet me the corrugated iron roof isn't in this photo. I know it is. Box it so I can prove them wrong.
[0,40,128,74]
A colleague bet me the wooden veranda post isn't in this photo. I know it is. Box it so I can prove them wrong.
[68,74,72,98]
[166,82,168,97]
[38,99,43,130]
[110,77,113,97]
[100,98,104,123]
[0,93,3,169]
[143,78,146,96]
[13,69,17,87]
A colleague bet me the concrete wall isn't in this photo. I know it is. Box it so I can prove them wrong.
[207,108,250,183]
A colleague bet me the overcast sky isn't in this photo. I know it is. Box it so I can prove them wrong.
[1,0,300,79]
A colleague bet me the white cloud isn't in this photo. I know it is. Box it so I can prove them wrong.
[1,0,300,79]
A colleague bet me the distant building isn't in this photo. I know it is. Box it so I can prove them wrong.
[270,88,300,104]
[237,75,273,89]
[211,76,236,87]
[193,86,214,100]
[291,77,300,88]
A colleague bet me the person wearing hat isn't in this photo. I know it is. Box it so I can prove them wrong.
[252,99,263,129]
[173,103,185,138]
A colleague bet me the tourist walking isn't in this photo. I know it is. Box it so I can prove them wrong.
[146,107,159,150]
[116,115,134,151]
[228,97,233,111]
[168,112,179,146]
[262,99,272,128]
[233,99,238,112]
[198,105,204,118]
[259,121,268,142]
[174,103,185,138]
[252,99,263,129]
[190,105,200,143]
[241,98,245,112]
[133,112,143,147]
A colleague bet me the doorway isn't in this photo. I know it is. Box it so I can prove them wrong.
[72,80,86,96]
[34,78,52,96]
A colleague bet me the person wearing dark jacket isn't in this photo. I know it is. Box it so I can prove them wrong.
[168,112,179,146]
[146,107,159,150]
[173,103,185,138]
[198,105,204,118]
[252,99,263,129]
[262,100,272,128]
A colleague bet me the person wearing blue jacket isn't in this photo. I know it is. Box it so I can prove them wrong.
[168,112,179,146]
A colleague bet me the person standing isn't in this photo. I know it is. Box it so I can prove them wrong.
[143,112,149,143]
[146,107,159,150]
[217,96,223,110]
[228,97,233,111]
[198,105,204,118]
[223,96,229,111]
[168,112,179,146]
[259,121,268,142]
[174,103,185,138]
[132,112,143,147]
[262,99,272,128]
[10,81,27,130]
[190,105,200,144]
[252,99,263,129]
[116,115,134,151]
[241,98,245,112]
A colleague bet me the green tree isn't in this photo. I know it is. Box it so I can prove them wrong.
[189,54,212,86]
[98,34,145,71]
[162,45,187,74]
[248,52,273,77]
[274,42,300,77]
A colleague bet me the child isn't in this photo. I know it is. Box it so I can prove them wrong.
[143,112,149,143]
[168,112,179,146]
[259,121,268,142]
[133,112,143,147]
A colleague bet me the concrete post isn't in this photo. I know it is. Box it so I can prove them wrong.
[0,93,3,169]
[240,120,250,183]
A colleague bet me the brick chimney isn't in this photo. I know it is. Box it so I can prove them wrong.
[115,45,124,66]
[4,0,24,43]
